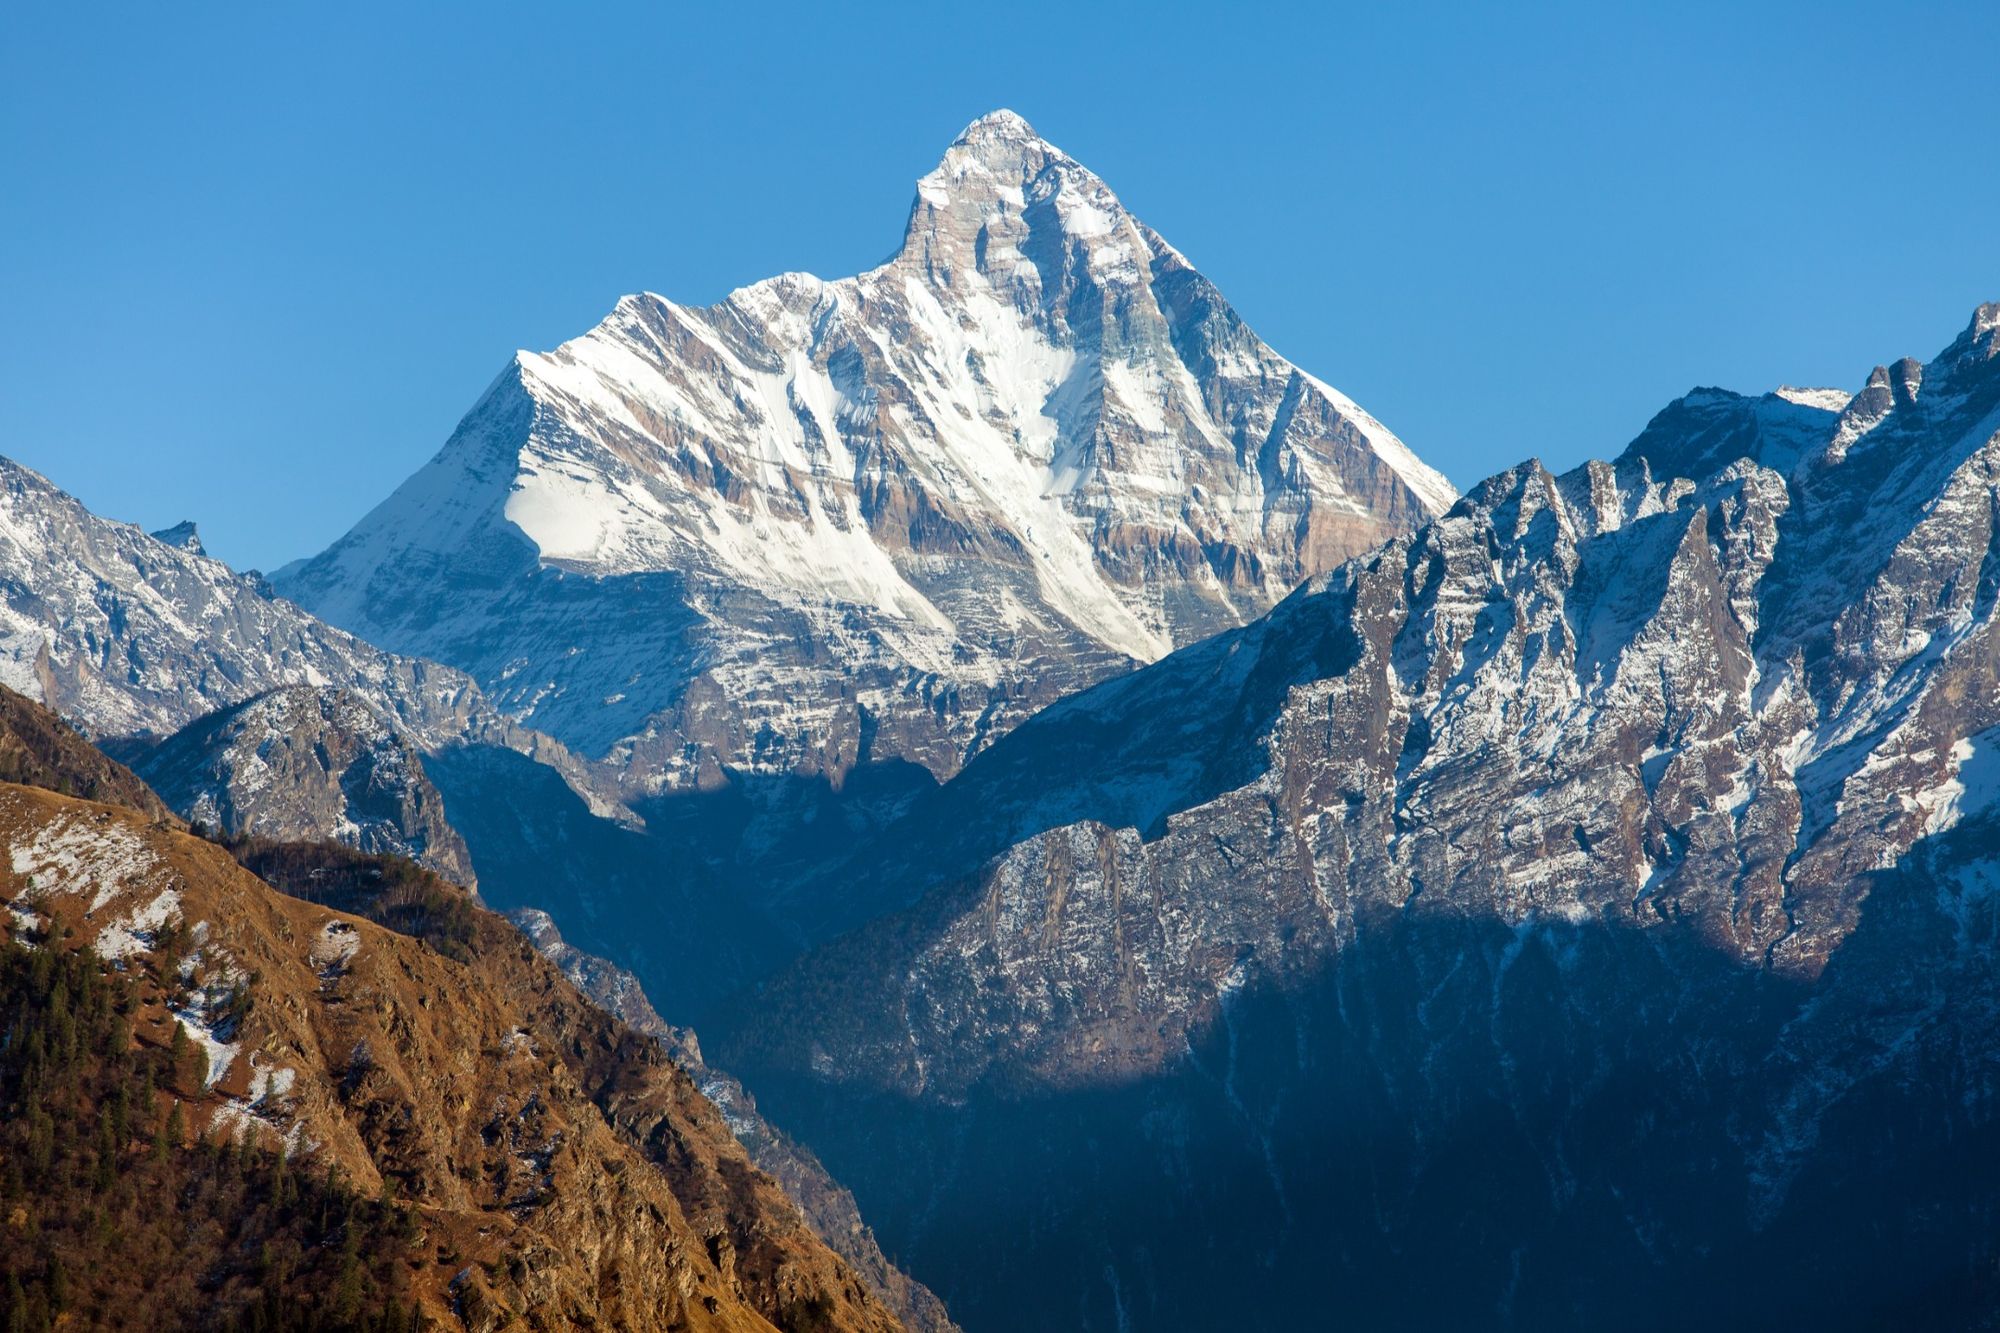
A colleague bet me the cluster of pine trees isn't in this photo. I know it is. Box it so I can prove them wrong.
[213,837,478,965]
[0,929,427,1331]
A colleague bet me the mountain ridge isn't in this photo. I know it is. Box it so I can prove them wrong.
[124,685,479,887]
[0,448,641,837]
[705,301,2000,1329]
[738,299,2000,1092]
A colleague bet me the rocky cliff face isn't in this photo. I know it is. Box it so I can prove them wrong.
[277,110,1452,794]
[0,781,914,1332]
[740,303,2000,1093]
[127,685,477,887]
[714,305,2000,1329]
[0,451,621,803]
[0,456,471,749]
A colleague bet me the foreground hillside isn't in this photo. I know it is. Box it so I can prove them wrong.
[0,686,177,822]
[0,768,910,1331]
[0,915,423,1330]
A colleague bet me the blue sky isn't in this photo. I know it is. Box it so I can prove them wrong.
[5,1,1997,570]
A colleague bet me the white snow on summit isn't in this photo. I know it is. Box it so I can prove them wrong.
[1775,385,1856,412]
[280,110,1456,786]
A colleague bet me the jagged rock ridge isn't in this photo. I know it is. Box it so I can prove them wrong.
[0,452,629,850]
[744,303,2000,1093]
[0,456,471,748]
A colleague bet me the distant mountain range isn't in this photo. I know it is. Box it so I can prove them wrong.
[739,304,2000,1092]
[0,109,1994,1332]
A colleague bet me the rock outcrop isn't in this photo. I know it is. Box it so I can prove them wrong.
[129,686,477,887]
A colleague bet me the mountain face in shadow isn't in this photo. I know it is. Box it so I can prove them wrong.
[426,744,938,1026]
[732,804,2000,1332]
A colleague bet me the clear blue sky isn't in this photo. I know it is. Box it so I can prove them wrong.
[5,2,1997,571]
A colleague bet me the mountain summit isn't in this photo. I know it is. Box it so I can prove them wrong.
[278,112,1453,791]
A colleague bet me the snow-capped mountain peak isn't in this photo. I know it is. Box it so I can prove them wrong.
[280,113,1455,790]
[955,106,1040,143]
[705,302,2000,1332]
[923,107,1067,191]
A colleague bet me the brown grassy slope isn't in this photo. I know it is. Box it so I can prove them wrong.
[223,833,924,1333]
[510,911,961,1333]
[0,784,903,1333]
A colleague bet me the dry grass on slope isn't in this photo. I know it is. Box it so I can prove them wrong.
[0,784,901,1333]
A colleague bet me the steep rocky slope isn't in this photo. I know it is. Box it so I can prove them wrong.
[278,110,1452,794]
[513,909,960,1333]
[0,451,690,1003]
[0,782,914,1332]
[125,686,477,887]
[0,457,465,749]
[744,303,2000,1090]
[715,305,2000,1329]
